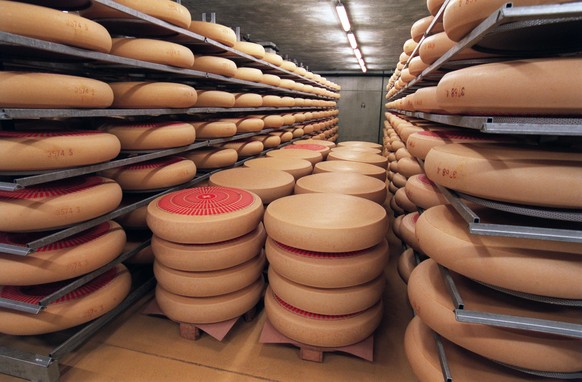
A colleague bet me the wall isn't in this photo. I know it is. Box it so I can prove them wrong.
[325,75,389,144]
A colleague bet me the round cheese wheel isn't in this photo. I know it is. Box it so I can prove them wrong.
[100,157,196,191]
[408,259,582,372]
[184,148,237,169]
[313,160,386,181]
[0,264,131,335]
[266,149,322,165]
[388,180,401,195]
[338,141,382,150]
[147,186,264,244]
[264,193,387,252]
[0,72,113,108]
[243,157,313,180]
[268,131,293,143]
[254,114,285,129]
[265,237,388,288]
[0,221,125,285]
[400,212,422,252]
[397,248,416,284]
[190,120,237,138]
[419,32,491,65]
[154,252,265,297]
[209,168,295,205]
[249,134,281,149]
[152,222,266,272]
[283,144,330,159]
[268,267,385,315]
[327,151,388,168]
[260,74,281,87]
[404,174,448,209]
[427,0,445,15]
[294,173,387,205]
[233,67,263,82]
[232,41,265,59]
[101,121,195,150]
[187,21,237,47]
[294,139,336,148]
[218,117,264,133]
[403,38,418,56]
[406,130,513,160]
[265,287,383,348]
[397,157,423,178]
[395,148,412,160]
[156,276,264,324]
[0,176,121,232]
[280,60,297,72]
[280,113,296,125]
[195,90,235,108]
[405,317,556,382]
[115,200,147,229]
[192,56,237,77]
[281,97,296,107]
[412,86,448,114]
[408,56,430,76]
[123,232,154,264]
[110,82,197,108]
[394,188,417,213]
[290,128,304,138]
[221,140,264,157]
[331,146,382,156]
[425,143,582,208]
[81,0,191,28]
[0,1,112,52]
[436,57,582,115]
[0,131,120,171]
[417,205,582,298]
[262,95,285,107]
[110,38,194,68]
[411,16,444,42]
[278,79,297,90]
[263,52,283,66]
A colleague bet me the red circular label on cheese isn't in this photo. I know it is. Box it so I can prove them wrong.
[0,222,112,252]
[274,292,360,320]
[124,157,183,170]
[0,267,117,305]
[273,241,367,259]
[157,186,255,216]
[283,144,326,151]
[0,176,104,200]
[411,213,420,224]
[0,131,104,138]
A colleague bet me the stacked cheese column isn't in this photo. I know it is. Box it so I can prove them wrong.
[148,186,267,326]
[263,193,388,348]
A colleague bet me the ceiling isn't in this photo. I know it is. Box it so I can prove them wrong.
[181,0,429,73]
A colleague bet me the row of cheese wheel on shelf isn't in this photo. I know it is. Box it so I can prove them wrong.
[0,71,338,109]
[0,0,339,92]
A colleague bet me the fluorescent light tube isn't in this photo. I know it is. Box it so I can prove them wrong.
[336,3,351,32]
[347,32,357,49]
[354,48,362,60]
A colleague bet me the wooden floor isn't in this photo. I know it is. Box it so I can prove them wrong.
[0,231,416,382]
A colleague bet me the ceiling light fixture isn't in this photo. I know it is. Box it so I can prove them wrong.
[354,48,362,60]
[335,1,351,32]
[347,32,357,49]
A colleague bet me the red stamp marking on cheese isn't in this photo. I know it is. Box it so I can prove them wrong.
[124,157,183,170]
[273,241,367,259]
[273,292,361,320]
[0,176,104,200]
[0,267,117,305]
[158,186,254,216]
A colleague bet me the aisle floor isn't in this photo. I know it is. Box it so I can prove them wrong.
[0,234,416,382]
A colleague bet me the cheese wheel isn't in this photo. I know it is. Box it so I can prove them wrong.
[115,199,147,229]
[290,128,304,138]
[266,237,388,288]
[397,248,416,284]
[243,158,313,180]
[412,86,447,114]
[80,0,191,28]
[183,148,237,169]
[313,160,385,181]
[0,131,120,171]
[265,287,383,348]
[283,144,330,159]
[0,264,131,335]
[260,74,282,87]
[263,52,284,66]
[436,58,582,115]
[406,130,513,160]
[405,317,556,382]
[294,139,336,148]
[262,95,285,107]
[249,135,281,149]
[156,276,264,324]
[0,1,112,52]
[100,157,196,191]
[232,41,265,59]
[394,188,418,213]
[190,120,237,138]
[417,205,582,298]
[187,21,237,46]
[278,79,297,90]
[281,114,297,126]
[400,212,422,252]
[395,148,412,160]
[269,131,292,143]
[331,146,382,155]
[110,38,194,68]
[404,174,448,209]
[0,176,121,232]
[101,121,196,150]
[388,180,401,195]
[266,149,322,165]
[255,114,285,128]
[403,39,418,56]
[0,72,113,108]
[0,221,125,285]
[327,151,388,168]
[268,267,385,315]
[209,168,295,205]
[408,56,430,76]
[419,32,491,65]
[195,90,236,108]
[233,67,263,82]
[154,252,265,297]
[192,56,237,77]
[295,173,387,205]
[427,0,445,15]
[221,140,264,157]
[408,259,582,372]
[218,118,264,133]
[280,60,297,72]
[397,157,423,178]
[123,231,154,264]
[110,82,197,108]
[147,186,264,244]
[425,143,582,208]
[152,223,266,272]
[411,16,444,42]
[264,193,387,252]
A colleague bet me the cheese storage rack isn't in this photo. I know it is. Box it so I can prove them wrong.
[0,1,340,380]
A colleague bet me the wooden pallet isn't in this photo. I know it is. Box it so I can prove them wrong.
[178,305,259,341]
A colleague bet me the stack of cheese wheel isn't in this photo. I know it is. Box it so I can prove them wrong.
[109,81,197,109]
[408,258,582,374]
[263,193,388,347]
[100,121,195,150]
[148,186,266,325]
